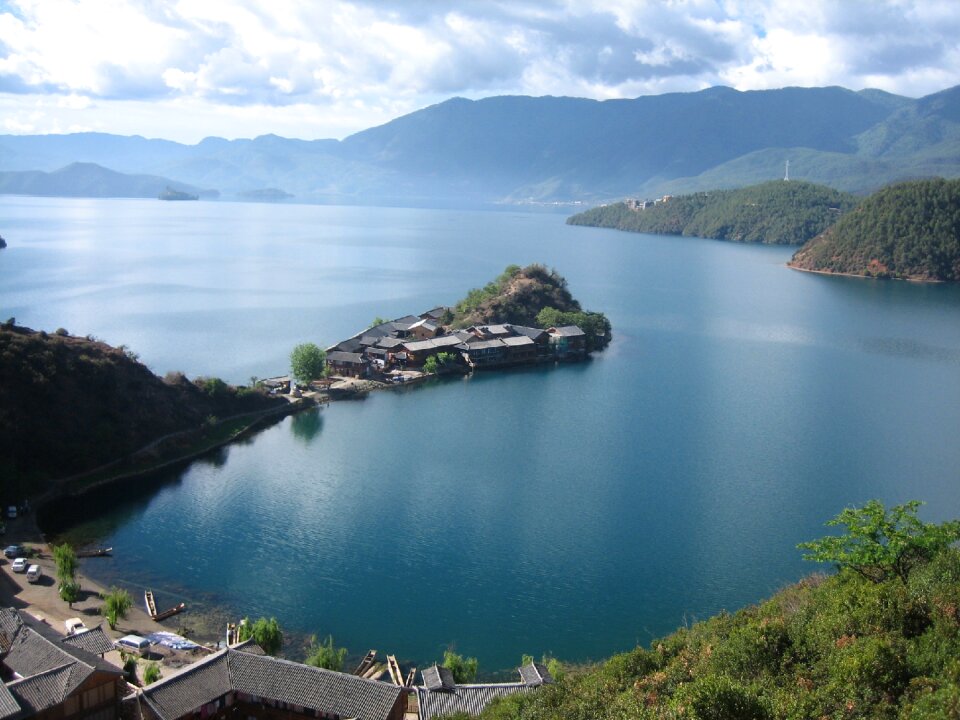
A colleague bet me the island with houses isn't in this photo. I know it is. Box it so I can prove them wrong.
[321,263,611,387]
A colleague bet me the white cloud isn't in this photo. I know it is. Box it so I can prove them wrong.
[0,0,958,142]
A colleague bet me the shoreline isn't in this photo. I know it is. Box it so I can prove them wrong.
[785,262,945,283]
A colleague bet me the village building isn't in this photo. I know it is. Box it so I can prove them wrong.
[123,646,405,720]
[0,608,126,720]
[416,663,553,720]
[547,325,587,359]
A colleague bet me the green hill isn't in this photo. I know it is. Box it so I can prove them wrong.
[0,322,284,501]
[567,181,858,245]
[470,501,960,720]
[447,264,611,351]
[789,179,960,281]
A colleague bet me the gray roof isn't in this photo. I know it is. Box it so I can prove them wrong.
[421,665,455,692]
[409,319,438,332]
[403,335,464,352]
[549,325,585,337]
[420,307,448,320]
[136,648,402,720]
[417,684,531,719]
[61,626,115,656]
[465,339,505,352]
[0,685,19,720]
[0,609,122,717]
[331,337,364,353]
[509,325,548,341]
[376,337,406,349]
[502,336,534,347]
[327,351,367,364]
[518,663,554,687]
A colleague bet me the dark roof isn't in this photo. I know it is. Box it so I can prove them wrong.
[421,665,456,692]
[403,335,463,352]
[327,351,367,364]
[518,663,554,687]
[0,685,19,720]
[509,325,548,341]
[331,337,364,353]
[417,684,531,719]
[0,609,122,717]
[61,626,115,656]
[135,648,402,720]
[376,337,406,349]
[420,307,448,320]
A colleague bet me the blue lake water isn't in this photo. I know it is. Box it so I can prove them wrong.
[3,196,960,673]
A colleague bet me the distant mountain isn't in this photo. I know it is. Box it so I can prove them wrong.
[789,178,960,281]
[568,181,859,244]
[0,162,210,199]
[2,85,960,205]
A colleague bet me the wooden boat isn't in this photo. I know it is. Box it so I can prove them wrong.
[386,654,404,686]
[353,649,377,676]
[144,589,186,621]
[404,667,418,687]
[77,547,112,558]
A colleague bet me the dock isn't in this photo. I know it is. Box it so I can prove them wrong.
[144,589,186,621]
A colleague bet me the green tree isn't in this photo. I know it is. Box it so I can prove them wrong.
[290,343,327,384]
[101,587,133,629]
[143,662,161,685]
[798,499,960,583]
[305,634,348,671]
[59,581,81,608]
[237,616,283,656]
[52,543,77,584]
[443,650,478,683]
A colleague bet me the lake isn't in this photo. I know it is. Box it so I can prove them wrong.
[3,196,960,673]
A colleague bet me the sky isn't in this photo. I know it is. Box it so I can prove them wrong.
[1,0,959,144]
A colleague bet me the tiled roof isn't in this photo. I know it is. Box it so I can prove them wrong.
[417,684,530,719]
[464,339,504,351]
[327,351,367,364]
[518,663,554,687]
[136,648,402,720]
[549,325,584,337]
[0,684,19,720]
[376,337,406,349]
[62,626,115,656]
[502,336,534,347]
[5,664,84,716]
[421,665,455,692]
[509,326,548,340]
[403,336,463,352]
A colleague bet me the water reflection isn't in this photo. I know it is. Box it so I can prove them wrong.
[290,408,325,444]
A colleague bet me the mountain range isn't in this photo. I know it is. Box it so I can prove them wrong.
[2,84,960,205]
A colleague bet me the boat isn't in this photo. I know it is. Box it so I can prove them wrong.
[76,547,112,558]
[144,589,186,621]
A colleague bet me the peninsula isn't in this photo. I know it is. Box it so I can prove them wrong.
[788,178,960,281]
[567,181,858,245]
[322,264,611,380]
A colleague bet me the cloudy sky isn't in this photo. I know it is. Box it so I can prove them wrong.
[1,0,959,143]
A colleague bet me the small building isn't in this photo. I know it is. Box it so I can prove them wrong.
[326,351,369,378]
[0,607,126,720]
[460,339,506,368]
[401,335,464,366]
[407,319,440,341]
[417,663,553,720]
[547,325,586,359]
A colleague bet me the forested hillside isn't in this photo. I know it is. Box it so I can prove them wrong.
[469,502,960,720]
[0,323,283,499]
[789,178,960,281]
[567,181,858,245]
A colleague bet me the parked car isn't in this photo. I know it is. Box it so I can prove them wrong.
[25,564,42,583]
[7,506,16,519]
[64,617,89,635]
[11,558,28,573]
[116,635,151,655]
[3,544,24,558]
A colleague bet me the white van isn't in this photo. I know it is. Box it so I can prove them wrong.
[64,617,89,635]
[26,564,42,583]
[116,635,151,655]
